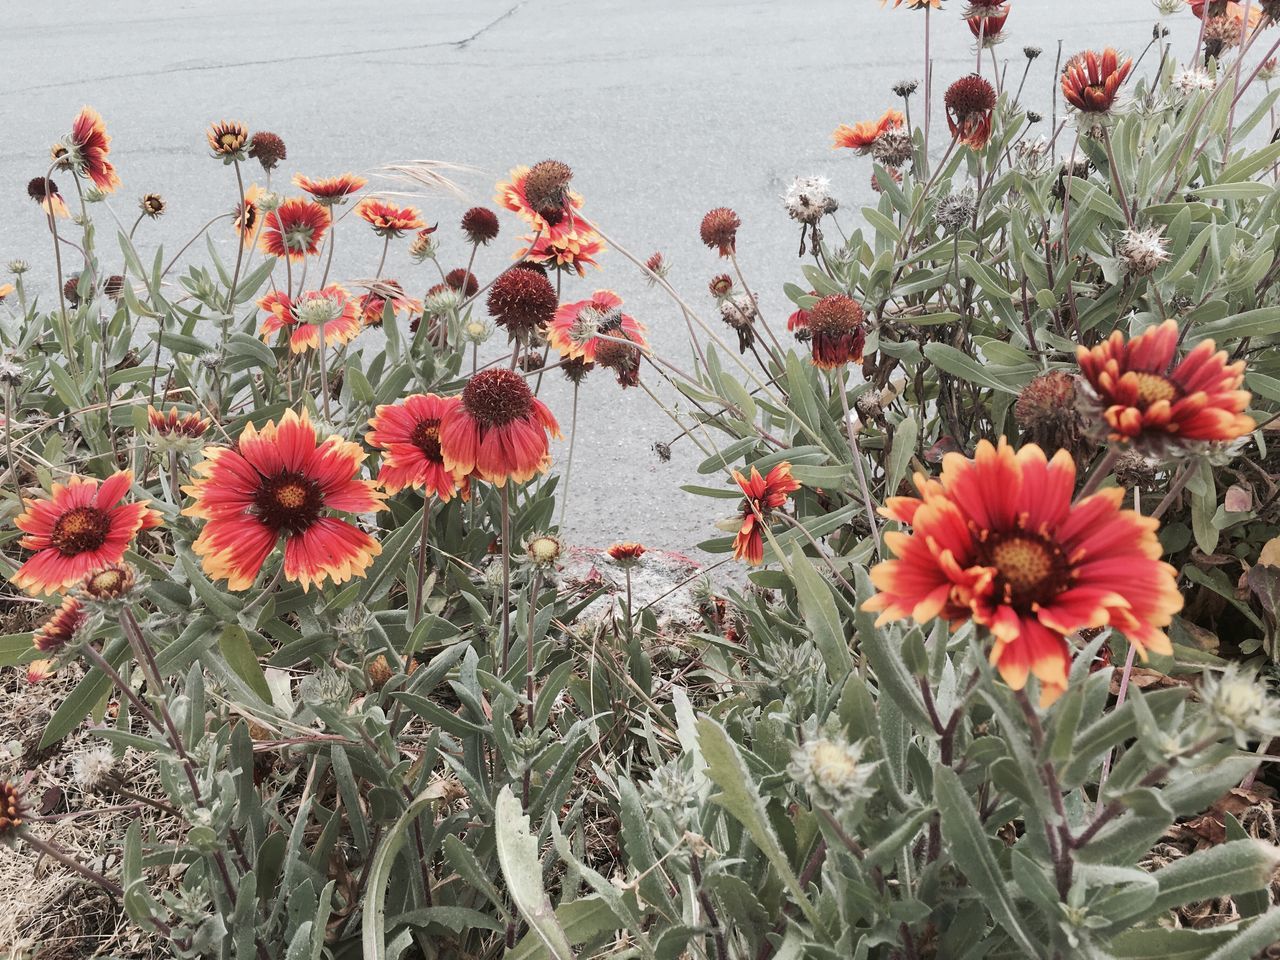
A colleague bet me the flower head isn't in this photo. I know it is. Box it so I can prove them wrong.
[789,735,876,811]
[147,405,212,453]
[292,172,367,206]
[366,393,469,499]
[71,745,117,790]
[259,197,330,260]
[731,462,801,565]
[488,266,559,344]
[248,131,287,172]
[259,285,362,354]
[806,295,866,369]
[409,226,439,261]
[945,74,997,148]
[356,198,424,238]
[357,280,421,327]
[1076,319,1255,456]
[182,409,386,591]
[444,268,479,298]
[524,532,565,568]
[461,206,501,245]
[700,207,741,257]
[207,120,250,159]
[438,369,561,487]
[548,290,649,364]
[1117,226,1170,276]
[1061,49,1134,114]
[1200,664,1280,747]
[935,188,977,231]
[966,4,1010,43]
[833,109,907,153]
[1014,371,1085,456]
[496,161,586,243]
[13,472,161,596]
[607,542,647,567]
[0,782,26,842]
[517,230,605,276]
[783,176,839,225]
[27,176,69,218]
[233,184,265,244]
[33,596,88,653]
[863,439,1182,705]
[67,107,120,193]
[78,563,138,605]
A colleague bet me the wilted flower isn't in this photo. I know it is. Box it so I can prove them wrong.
[1173,68,1216,95]
[1013,136,1051,173]
[893,79,919,98]
[1015,371,1087,457]
[1061,49,1134,114]
[729,462,800,565]
[1200,664,1280,747]
[700,207,741,257]
[1117,226,1170,276]
[966,4,1010,44]
[719,293,759,353]
[783,176,839,224]
[935,188,977,232]
[806,294,866,369]
[524,532,565,569]
[71,745,117,790]
[1024,45,1043,59]
[945,74,997,148]
[871,126,914,168]
[248,131,287,172]
[789,735,876,811]
[33,596,88,653]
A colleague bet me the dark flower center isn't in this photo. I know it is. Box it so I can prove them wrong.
[253,472,324,534]
[979,531,1071,610]
[51,506,111,556]
[524,160,573,220]
[410,419,443,461]
[462,369,535,427]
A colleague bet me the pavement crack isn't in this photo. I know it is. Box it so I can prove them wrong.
[10,2,532,95]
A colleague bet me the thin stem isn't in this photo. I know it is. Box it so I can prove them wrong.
[500,484,512,674]
[836,373,881,558]
[1077,446,1120,499]
[19,830,124,899]
[557,382,580,529]
[523,568,542,808]
[1100,127,1134,228]
[1151,461,1195,520]
[373,235,390,280]
[318,328,331,420]
[412,501,430,628]
[225,159,247,312]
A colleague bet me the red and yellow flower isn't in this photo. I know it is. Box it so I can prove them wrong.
[68,107,120,193]
[806,294,867,369]
[28,176,69,218]
[731,462,801,566]
[1187,0,1263,28]
[547,290,649,364]
[182,409,385,591]
[1061,48,1134,114]
[259,197,330,260]
[366,393,469,499]
[258,285,362,354]
[234,184,265,244]
[833,109,907,153]
[438,369,561,487]
[1076,318,1254,454]
[496,161,586,243]
[357,280,422,327]
[517,230,605,276]
[12,472,162,596]
[292,172,367,206]
[607,542,647,566]
[863,439,1182,705]
[33,596,88,653]
[356,198,425,237]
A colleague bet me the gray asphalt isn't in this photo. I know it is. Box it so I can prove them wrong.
[2,1,1199,551]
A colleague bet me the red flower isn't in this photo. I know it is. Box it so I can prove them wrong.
[13,472,162,596]
[33,596,88,654]
[461,206,501,245]
[292,172,367,206]
[259,197,330,261]
[438,369,561,487]
[28,176,69,218]
[357,280,421,327]
[445,268,480,297]
[607,542,647,566]
[207,120,249,158]
[832,109,907,153]
[258,285,362,354]
[1061,48,1134,113]
[488,266,559,343]
[731,462,801,566]
[366,393,469,499]
[496,161,586,244]
[547,290,649,364]
[182,409,386,591]
[356,198,425,237]
[806,294,867,369]
[945,74,997,148]
[863,439,1182,705]
[1076,318,1255,454]
[234,184,264,244]
[966,4,1010,40]
[69,107,120,193]
[700,208,741,256]
[147,405,211,442]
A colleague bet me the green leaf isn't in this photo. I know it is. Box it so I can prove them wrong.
[362,783,447,960]
[697,717,820,926]
[787,546,852,681]
[1203,907,1280,960]
[494,787,575,960]
[216,624,271,703]
[1148,840,1280,916]
[934,765,1040,957]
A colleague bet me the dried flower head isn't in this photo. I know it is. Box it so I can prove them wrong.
[806,294,866,369]
[1173,68,1216,95]
[1014,371,1086,456]
[783,176,839,224]
[248,131,287,172]
[367,655,393,690]
[945,74,997,148]
[700,207,741,257]
[872,126,915,168]
[935,188,977,232]
[28,176,69,218]
[461,206,501,245]
[1117,226,1170,276]
[71,745,117,790]
[1024,45,1043,59]
[893,79,919,98]
[645,251,671,283]
[0,781,26,841]
[524,532,565,568]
